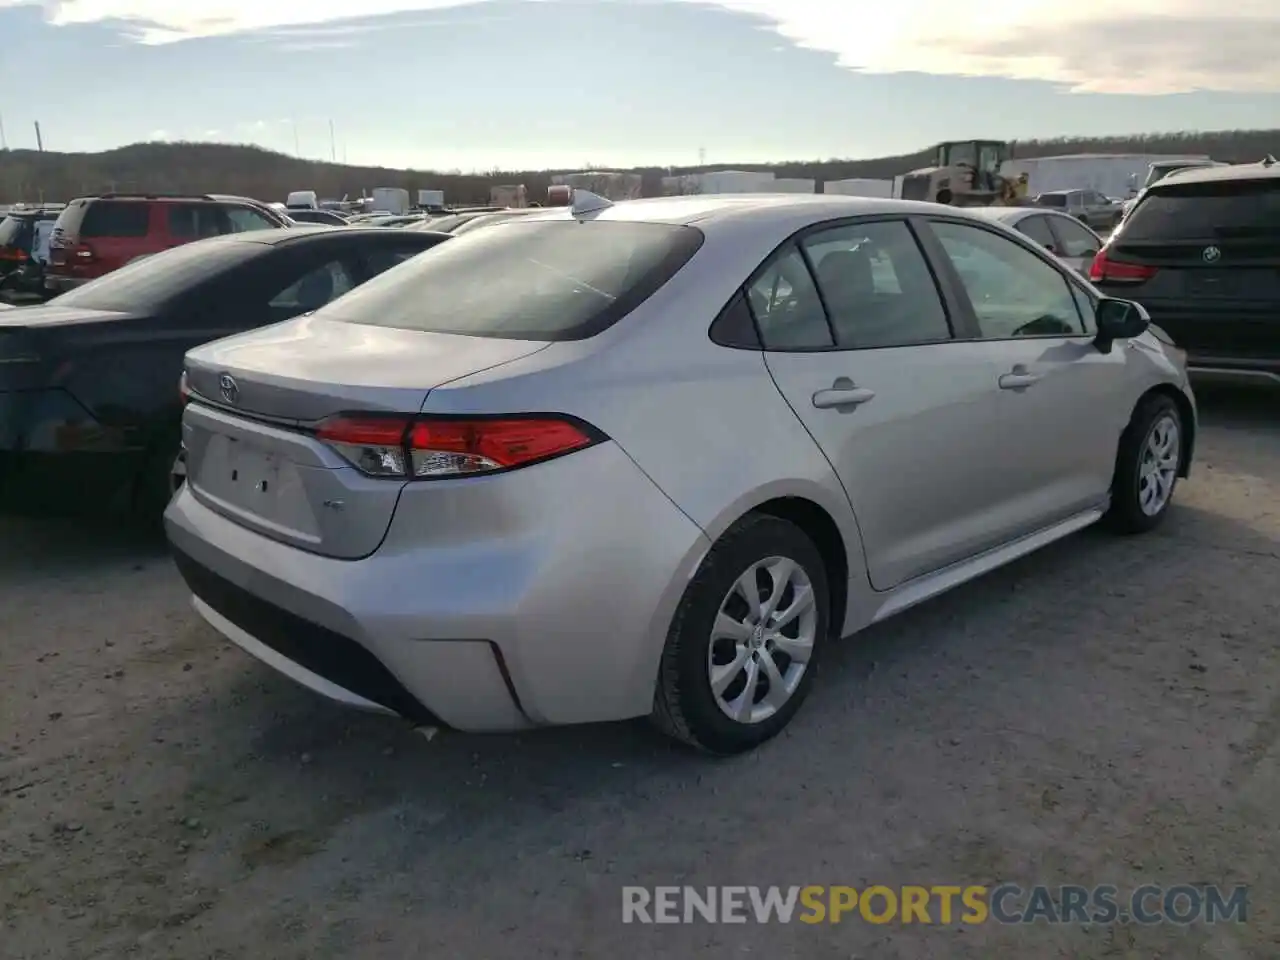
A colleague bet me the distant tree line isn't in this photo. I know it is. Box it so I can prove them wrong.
[1,129,1276,207]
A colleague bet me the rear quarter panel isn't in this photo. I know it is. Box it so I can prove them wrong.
[420,223,871,633]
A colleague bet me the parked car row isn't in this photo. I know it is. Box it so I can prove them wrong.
[144,191,1196,754]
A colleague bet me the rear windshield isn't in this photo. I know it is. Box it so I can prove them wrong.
[51,239,261,312]
[1122,179,1280,241]
[0,216,31,247]
[320,220,705,340]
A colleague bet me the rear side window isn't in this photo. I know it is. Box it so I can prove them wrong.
[0,216,31,248]
[319,220,704,340]
[1037,195,1067,208]
[1015,215,1057,251]
[80,201,150,239]
[168,204,225,239]
[1122,180,1280,241]
[51,239,261,312]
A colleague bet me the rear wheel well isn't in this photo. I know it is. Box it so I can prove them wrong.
[1141,384,1195,476]
[749,497,849,638]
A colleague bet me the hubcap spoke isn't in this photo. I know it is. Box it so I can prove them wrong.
[711,644,752,696]
[712,612,752,642]
[771,585,814,631]
[770,633,813,664]
[756,649,792,711]
[728,656,760,722]
[760,558,797,619]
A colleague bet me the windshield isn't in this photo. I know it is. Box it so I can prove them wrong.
[1122,180,1280,241]
[52,238,262,311]
[320,220,704,341]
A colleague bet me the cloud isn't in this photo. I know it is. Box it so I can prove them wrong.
[3,0,1278,93]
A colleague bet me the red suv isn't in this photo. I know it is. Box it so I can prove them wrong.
[45,193,292,294]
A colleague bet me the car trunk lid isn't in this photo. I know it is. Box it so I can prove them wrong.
[181,316,549,559]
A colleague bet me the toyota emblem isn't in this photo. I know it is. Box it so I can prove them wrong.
[1202,246,1222,263]
[218,373,240,405]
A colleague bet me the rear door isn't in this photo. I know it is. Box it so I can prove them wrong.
[758,218,1007,590]
[1101,177,1280,361]
[921,218,1126,530]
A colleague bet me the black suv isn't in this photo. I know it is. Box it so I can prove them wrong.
[1090,158,1280,386]
[0,207,61,297]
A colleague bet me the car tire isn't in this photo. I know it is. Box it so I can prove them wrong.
[651,514,830,755]
[1104,393,1183,534]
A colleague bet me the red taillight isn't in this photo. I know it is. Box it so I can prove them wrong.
[314,414,602,479]
[0,248,26,262]
[1089,248,1156,284]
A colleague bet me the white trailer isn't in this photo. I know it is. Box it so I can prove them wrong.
[417,189,445,208]
[771,178,817,194]
[1000,154,1214,199]
[824,178,894,198]
[553,171,643,201]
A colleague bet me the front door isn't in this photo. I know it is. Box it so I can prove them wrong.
[923,219,1127,532]
[754,219,1005,590]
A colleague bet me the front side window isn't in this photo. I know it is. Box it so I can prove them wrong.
[930,221,1085,339]
[801,220,951,349]
[318,220,703,341]
[745,245,832,350]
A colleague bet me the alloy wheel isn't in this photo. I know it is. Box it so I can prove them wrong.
[1138,414,1179,516]
[707,556,817,724]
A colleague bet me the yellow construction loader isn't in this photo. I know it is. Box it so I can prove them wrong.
[897,139,1030,207]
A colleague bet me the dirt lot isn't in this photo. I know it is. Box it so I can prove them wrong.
[2,386,1277,959]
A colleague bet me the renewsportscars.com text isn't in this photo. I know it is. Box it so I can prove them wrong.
[621,884,1249,925]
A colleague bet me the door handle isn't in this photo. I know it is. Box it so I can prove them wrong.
[998,366,1042,390]
[999,373,1041,389]
[812,382,876,409]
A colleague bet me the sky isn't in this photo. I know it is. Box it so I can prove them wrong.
[0,0,1277,170]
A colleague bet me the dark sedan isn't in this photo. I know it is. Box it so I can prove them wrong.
[0,226,450,521]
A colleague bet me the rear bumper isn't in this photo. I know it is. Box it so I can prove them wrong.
[164,441,709,733]
[0,389,143,515]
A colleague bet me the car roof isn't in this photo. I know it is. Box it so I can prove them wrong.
[969,206,1100,231]
[199,225,451,246]
[516,193,989,229]
[1154,160,1280,188]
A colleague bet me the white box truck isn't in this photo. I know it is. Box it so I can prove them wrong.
[370,187,410,215]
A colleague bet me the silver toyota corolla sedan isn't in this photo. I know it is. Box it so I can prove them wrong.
[166,193,1196,755]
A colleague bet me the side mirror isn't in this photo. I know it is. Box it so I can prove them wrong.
[1094,297,1149,353]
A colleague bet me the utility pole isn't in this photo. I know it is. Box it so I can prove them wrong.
[34,121,44,152]
[329,120,336,163]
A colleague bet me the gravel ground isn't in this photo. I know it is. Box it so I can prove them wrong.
[2,385,1277,960]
